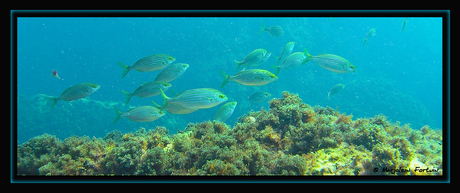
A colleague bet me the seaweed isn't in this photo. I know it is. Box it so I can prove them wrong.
[17,91,442,176]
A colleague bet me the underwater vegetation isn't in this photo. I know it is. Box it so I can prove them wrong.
[16,94,188,144]
[17,92,442,176]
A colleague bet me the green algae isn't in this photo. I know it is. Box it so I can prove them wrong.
[17,91,442,176]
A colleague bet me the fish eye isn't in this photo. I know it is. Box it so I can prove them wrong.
[164,83,169,87]
[233,102,236,105]
[91,85,97,88]
[183,64,187,67]
[169,57,173,61]
[350,65,355,69]
[270,74,276,78]
[219,94,225,99]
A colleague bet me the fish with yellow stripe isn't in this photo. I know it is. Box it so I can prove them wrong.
[305,49,356,73]
[121,81,171,104]
[275,42,295,66]
[158,88,228,110]
[214,101,237,123]
[44,83,100,109]
[234,49,271,72]
[272,49,309,76]
[113,106,164,123]
[154,63,189,82]
[117,54,176,78]
[220,69,278,87]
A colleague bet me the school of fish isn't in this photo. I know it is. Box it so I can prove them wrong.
[42,19,401,125]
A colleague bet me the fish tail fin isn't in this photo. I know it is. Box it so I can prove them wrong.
[117,61,130,78]
[258,21,266,33]
[113,106,122,124]
[363,39,367,46]
[234,60,243,73]
[303,49,312,64]
[271,65,281,76]
[121,90,132,104]
[43,95,59,109]
[220,70,230,88]
[275,56,281,65]
[304,48,311,58]
[157,87,170,110]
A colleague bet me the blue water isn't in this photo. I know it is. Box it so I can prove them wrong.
[16,17,443,144]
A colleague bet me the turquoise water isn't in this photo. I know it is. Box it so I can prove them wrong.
[16,17,442,144]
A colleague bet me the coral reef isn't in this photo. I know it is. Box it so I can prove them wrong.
[17,91,442,176]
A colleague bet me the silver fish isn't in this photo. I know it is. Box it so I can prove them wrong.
[113,106,164,123]
[259,22,284,38]
[305,49,356,73]
[44,83,100,109]
[159,88,228,110]
[272,50,308,76]
[121,81,171,104]
[117,54,176,78]
[220,69,278,87]
[154,63,189,82]
[328,84,345,100]
[363,28,376,46]
[234,49,271,72]
[276,42,295,65]
[248,91,271,103]
[214,101,237,123]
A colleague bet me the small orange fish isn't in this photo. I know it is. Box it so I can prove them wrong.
[51,69,60,79]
